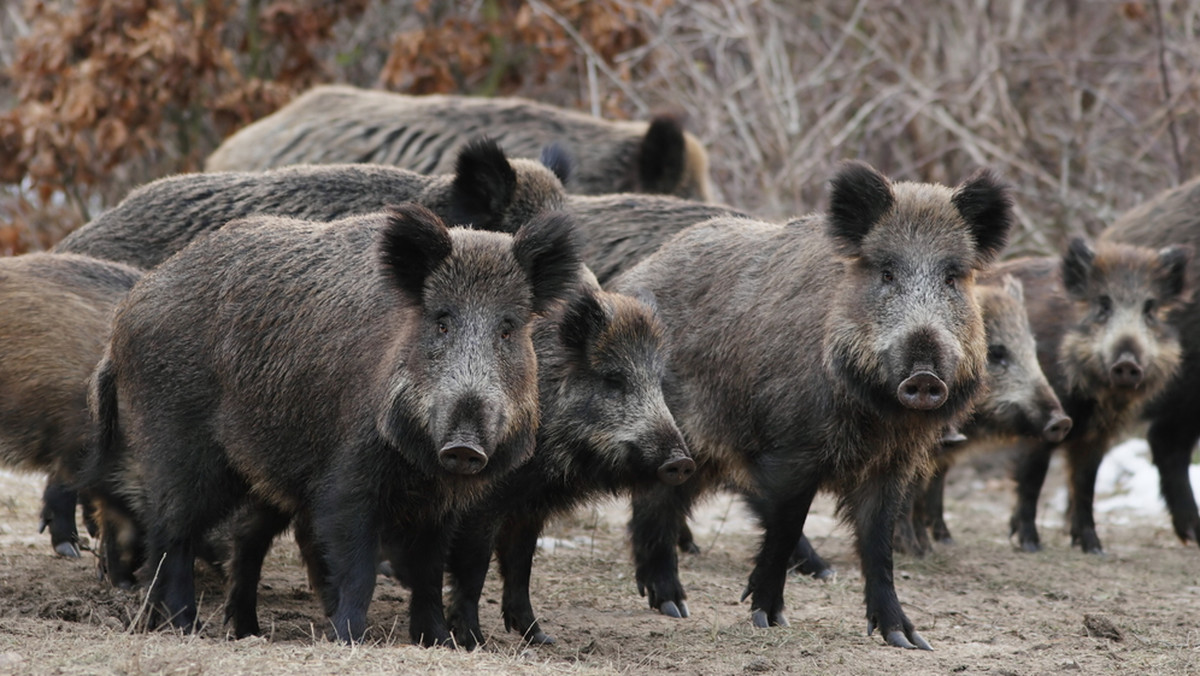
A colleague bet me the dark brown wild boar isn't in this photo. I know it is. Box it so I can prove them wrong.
[0,252,141,557]
[995,238,1190,554]
[205,84,713,201]
[54,139,565,269]
[611,161,1013,650]
[1101,177,1200,546]
[81,204,581,645]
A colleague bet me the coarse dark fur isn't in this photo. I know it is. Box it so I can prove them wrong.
[81,204,581,645]
[1101,176,1200,546]
[0,253,142,557]
[895,274,1071,556]
[564,193,747,285]
[204,85,712,201]
[610,161,1013,650]
[54,139,565,269]
[995,238,1191,554]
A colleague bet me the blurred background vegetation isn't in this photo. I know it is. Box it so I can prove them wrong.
[1,0,1197,256]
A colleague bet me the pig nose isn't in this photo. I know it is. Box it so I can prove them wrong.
[1042,412,1073,443]
[1110,353,1143,388]
[657,456,695,486]
[897,371,948,410]
[438,441,488,475]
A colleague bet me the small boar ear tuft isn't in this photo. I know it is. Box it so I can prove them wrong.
[826,161,894,256]
[378,203,454,300]
[1060,236,1096,298]
[539,143,574,186]
[448,137,519,232]
[1157,243,1193,301]
[638,115,687,195]
[512,211,582,313]
[952,169,1013,265]
[999,273,1025,303]
[630,286,659,315]
[560,288,609,357]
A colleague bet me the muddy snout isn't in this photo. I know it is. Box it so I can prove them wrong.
[1042,411,1073,443]
[897,366,948,410]
[1109,352,1144,388]
[439,439,488,475]
[657,455,695,485]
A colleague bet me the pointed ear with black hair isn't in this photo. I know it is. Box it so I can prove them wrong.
[377,203,454,300]
[559,288,609,359]
[511,211,582,313]
[1060,236,1096,299]
[826,161,894,257]
[447,137,518,232]
[952,168,1014,265]
[637,115,687,195]
[1157,244,1193,301]
[999,274,1025,303]
[539,143,573,187]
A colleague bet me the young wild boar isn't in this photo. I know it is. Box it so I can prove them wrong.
[204,84,713,201]
[894,275,1072,555]
[0,253,141,557]
[1100,178,1200,546]
[610,162,1014,650]
[81,204,581,645]
[994,238,1191,553]
[54,139,566,269]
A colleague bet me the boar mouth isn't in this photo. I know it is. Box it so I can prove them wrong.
[438,439,489,475]
[897,367,948,411]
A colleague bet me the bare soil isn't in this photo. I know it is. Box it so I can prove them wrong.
[1,454,1198,676]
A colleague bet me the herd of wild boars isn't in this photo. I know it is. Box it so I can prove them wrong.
[2,83,1198,652]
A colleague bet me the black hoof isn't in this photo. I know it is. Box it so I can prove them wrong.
[885,628,932,650]
[527,630,555,645]
[750,608,788,628]
[54,541,82,559]
[659,600,689,618]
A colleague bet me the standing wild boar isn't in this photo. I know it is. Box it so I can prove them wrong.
[994,238,1190,553]
[895,274,1072,555]
[81,204,581,645]
[1101,177,1200,546]
[0,253,142,557]
[204,84,713,201]
[54,139,566,269]
[610,162,1014,650]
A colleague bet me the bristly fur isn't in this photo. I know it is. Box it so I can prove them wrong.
[951,168,1013,264]
[559,289,608,358]
[448,138,519,230]
[1061,236,1097,298]
[510,211,582,314]
[827,161,895,256]
[1156,244,1193,300]
[638,116,688,195]
[377,204,455,301]
[538,143,573,187]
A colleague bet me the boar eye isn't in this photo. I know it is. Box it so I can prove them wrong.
[603,374,627,392]
[944,274,957,288]
[437,321,449,334]
[987,344,1009,368]
[500,329,511,340]
[1096,295,1113,320]
[1143,298,1157,317]
[881,269,894,283]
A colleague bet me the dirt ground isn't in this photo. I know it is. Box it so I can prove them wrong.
[1,451,1198,676]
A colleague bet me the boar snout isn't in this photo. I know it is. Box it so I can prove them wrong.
[438,440,488,475]
[1110,352,1144,388]
[897,366,948,410]
[657,456,695,486]
[1042,412,1073,443]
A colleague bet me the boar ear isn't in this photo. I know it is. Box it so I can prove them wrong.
[559,288,609,357]
[1060,236,1096,298]
[638,115,687,195]
[1157,244,1193,301]
[448,137,519,232]
[539,143,573,186]
[378,203,454,300]
[999,274,1025,303]
[827,161,894,256]
[952,169,1013,265]
[512,211,582,313]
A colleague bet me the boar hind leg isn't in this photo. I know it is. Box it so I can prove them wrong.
[1146,416,1200,546]
[1065,439,1106,554]
[920,464,953,544]
[143,534,199,632]
[892,482,927,557]
[40,477,81,558]
[676,521,701,554]
[848,476,931,650]
[445,515,502,649]
[393,522,454,647]
[495,513,554,644]
[742,486,817,629]
[1010,441,1054,552]
[789,533,834,579]
[630,482,700,619]
[225,503,293,638]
